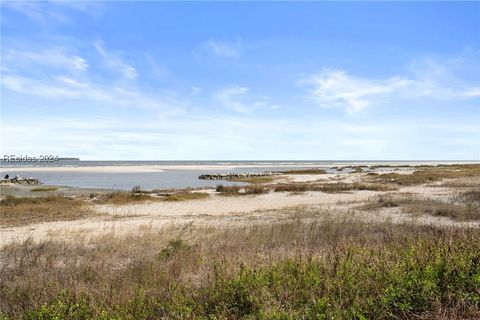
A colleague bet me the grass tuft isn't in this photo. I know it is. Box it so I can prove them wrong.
[30,186,59,192]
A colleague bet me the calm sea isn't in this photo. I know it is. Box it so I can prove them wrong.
[0,160,473,190]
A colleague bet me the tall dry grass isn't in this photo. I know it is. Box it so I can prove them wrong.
[0,195,95,227]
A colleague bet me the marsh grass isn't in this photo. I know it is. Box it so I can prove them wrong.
[0,195,95,227]
[1,217,479,319]
[30,186,59,192]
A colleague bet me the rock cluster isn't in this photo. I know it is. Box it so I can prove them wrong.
[0,174,40,185]
[199,172,284,180]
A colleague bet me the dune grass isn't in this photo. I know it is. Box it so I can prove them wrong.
[227,176,275,184]
[30,186,59,192]
[1,217,479,319]
[361,193,480,221]
[216,184,269,196]
[100,190,209,204]
[0,195,95,227]
[372,164,480,186]
[98,191,156,204]
[274,182,396,193]
[163,192,209,201]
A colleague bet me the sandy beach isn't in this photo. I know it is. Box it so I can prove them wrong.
[2,166,479,246]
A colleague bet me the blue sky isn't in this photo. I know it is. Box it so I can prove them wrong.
[1,1,479,160]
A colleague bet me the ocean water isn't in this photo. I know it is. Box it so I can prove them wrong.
[0,160,473,190]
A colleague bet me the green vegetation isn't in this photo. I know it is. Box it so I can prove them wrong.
[1,219,479,319]
[30,186,59,192]
[0,195,94,227]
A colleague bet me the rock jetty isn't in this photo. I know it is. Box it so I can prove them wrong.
[0,174,40,185]
[199,172,284,180]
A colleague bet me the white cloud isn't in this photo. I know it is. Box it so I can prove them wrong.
[300,57,480,114]
[215,86,280,114]
[1,44,180,111]
[462,87,480,98]
[205,39,241,58]
[300,69,413,114]
[215,86,251,113]
[2,1,102,24]
[94,42,138,80]
[191,86,202,95]
[3,48,88,72]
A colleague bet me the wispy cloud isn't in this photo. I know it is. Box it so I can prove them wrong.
[1,1,102,25]
[94,42,138,80]
[299,69,412,114]
[1,44,181,111]
[299,55,480,114]
[204,38,241,58]
[215,86,250,113]
[2,47,88,72]
[215,85,277,114]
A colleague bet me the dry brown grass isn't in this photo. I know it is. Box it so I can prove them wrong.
[0,195,95,227]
